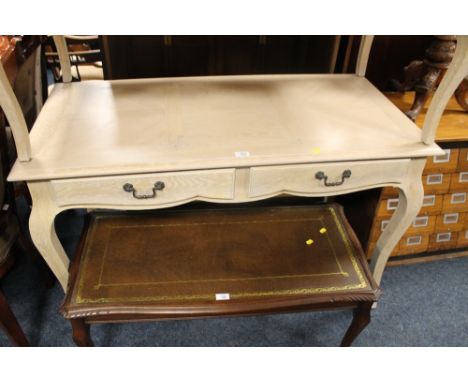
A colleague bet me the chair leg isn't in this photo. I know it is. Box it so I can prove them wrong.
[0,288,29,346]
[71,318,94,347]
[340,302,372,347]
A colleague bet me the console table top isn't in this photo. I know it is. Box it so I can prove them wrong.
[8,73,441,182]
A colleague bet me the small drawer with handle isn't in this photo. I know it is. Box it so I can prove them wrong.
[428,231,459,252]
[449,172,468,192]
[370,215,435,243]
[51,169,236,208]
[375,198,400,218]
[398,233,429,256]
[457,148,468,171]
[420,194,443,215]
[423,148,459,174]
[457,229,468,248]
[422,173,451,195]
[435,212,465,232]
[248,159,409,198]
[442,192,468,213]
[376,194,442,218]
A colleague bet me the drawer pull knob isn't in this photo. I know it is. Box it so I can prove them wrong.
[123,181,165,199]
[315,170,351,187]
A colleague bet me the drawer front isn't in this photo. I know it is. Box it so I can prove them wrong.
[442,192,468,212]
[435,212,465,232]
[370,215,435,242]
[249,159,410,198]
[428,231,459,252]
[369,219,389,242]
[457,148,468,171]
[449,172,468,192]
[420,194,443,215]
[457,229,468,248]
[398,233,429,256]
[376,194,442,218]
[52,169,236,207]
[375,197,400,218]
[423,148,459,174]
[384,173,456,198]
[422,173,451,194]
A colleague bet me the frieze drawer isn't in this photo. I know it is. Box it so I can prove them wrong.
[248,159,410,198]
[51,169,236,208]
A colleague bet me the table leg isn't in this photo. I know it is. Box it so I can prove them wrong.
[370,159,425,285]
[70,318,94,347]
[28,182,69,291]
[340,302,372,347]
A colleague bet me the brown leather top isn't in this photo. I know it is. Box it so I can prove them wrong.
[62,204,380,320]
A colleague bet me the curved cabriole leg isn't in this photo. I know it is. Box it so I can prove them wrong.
[455,77,468,111]
[422,36,468,144]
[370,159,426,285]
[71,318,94,347]
[340,302,372,347]
[28,182,69,291]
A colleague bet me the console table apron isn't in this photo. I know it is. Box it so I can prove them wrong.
[1,36,467,292]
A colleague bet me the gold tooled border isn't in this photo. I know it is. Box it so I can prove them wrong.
[76,207,367,304]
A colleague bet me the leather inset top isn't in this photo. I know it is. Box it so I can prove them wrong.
[62,204,380,319]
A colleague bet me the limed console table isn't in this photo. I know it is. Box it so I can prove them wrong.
[1,36,467,345]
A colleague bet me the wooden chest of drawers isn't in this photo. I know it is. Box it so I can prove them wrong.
[367,147,468,259]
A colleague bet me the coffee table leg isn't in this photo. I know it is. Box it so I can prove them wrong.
[71,318,94,347]
[340,302,372,347]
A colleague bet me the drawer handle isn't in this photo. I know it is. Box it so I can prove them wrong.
[315,170,351,187]
[122,181,165,199]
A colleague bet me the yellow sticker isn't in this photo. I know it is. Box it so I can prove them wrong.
[319,228,327,234]
[311,147,321,154]
[306,239,314,245]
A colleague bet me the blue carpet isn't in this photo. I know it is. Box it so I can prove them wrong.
[1,208,467,346]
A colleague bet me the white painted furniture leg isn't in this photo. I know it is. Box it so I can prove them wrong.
[28,182,69,290]
[422,36,468,144]
[355,35,375,77]
[0,55,32,161]
[370,159,426,285]
[52,36,73,83]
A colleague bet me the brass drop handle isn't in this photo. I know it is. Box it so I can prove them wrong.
[315,170,351,187]
[123,181,165,199]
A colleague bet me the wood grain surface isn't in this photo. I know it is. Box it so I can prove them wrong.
[8,74,441,182]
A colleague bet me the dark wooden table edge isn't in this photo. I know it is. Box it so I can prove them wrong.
[60,204,381,323]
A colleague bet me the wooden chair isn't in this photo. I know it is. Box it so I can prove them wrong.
[0,234,29,346]
[0,146,28,346]
[0,36,56,346]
